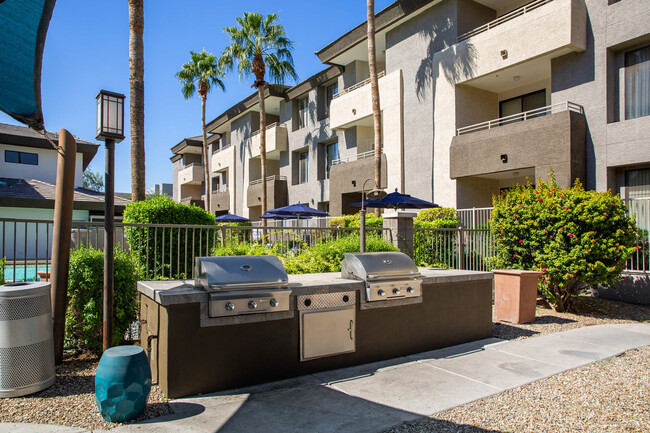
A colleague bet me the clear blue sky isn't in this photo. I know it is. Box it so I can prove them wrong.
[0,0,394,193]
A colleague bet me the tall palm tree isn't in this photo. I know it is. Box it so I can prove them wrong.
[129,0,145,202]
[176,50,225,212]
[367,0,382,217]
[220,12,298,223]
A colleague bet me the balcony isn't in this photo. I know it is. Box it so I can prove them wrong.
[450,101,586,186]
[452,0,586,84]
[178,163,203,185]
[247,175,288,209]
[250,123,288,159]
[329,154,387,216]
[211,188,230,213]
[329,69,402,130]
[180,197,204,207]
[211,143,233,172]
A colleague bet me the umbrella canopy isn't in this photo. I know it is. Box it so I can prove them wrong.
[352,189,440,210]
[214,213,250,223]
[266,203,328,218]
[260,213,311,220]
[0,0,56,130]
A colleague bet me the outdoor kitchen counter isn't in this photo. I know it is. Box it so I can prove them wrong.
[138,269,494,398]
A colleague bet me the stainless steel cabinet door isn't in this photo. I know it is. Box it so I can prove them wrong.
[300,306,355,361]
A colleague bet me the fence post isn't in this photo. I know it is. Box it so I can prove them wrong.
[456,228,465,269]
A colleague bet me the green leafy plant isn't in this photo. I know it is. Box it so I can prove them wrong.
[0,257,5,285]
[412,208,459,267]
[414,207,458,224]
[491,174,639,312]
[329,213,383,228]
[66,247,139,354]
[123,196,217,279]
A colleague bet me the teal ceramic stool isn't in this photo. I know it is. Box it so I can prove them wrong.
[95,346,151,422]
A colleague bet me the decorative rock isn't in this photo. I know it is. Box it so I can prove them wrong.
[95,345,151,422]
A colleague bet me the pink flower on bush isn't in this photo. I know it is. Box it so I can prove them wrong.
[538,198,543,202]
[514,214,518,218]
[542,268,547,273]
[564,206,569,210]
[568,233,574,237]
[513,254,517,258]
[519,239,523,243]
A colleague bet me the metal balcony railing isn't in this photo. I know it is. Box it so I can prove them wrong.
[331,150,375,166]
[456,101,583,136]
[182,162,203,169]
[250,122,282,138]
[332,72,385,99]
[212,143,231,154]
[249,175,287,186]
[457,0,554,43]
[212,187,229,194]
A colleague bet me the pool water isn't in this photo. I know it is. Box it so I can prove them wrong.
[3,264,51,282]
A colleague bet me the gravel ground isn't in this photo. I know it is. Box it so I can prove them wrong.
[385,296,650,433]
[0,296,648,432]
[0,353,173,431]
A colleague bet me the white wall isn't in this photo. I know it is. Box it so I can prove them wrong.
[0,143,84,187]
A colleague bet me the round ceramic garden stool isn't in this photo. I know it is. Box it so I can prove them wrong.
[95,346,151,422]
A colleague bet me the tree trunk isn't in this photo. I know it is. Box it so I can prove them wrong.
[367,0,382,217]
[258,85,267,227]
[128,0,145,202]
[201,94,211,212]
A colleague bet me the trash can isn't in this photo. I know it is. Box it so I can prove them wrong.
[0,282,56,397]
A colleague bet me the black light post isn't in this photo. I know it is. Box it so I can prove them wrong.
[96,90,125,352]
[360,178,386,253]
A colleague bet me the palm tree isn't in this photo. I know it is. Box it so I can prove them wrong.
[220,12,298,223]
[367,0,382,217]
[176,50,225,212]
[129,0,145,202]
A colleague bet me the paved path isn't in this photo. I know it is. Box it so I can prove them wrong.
[3,323,649,433]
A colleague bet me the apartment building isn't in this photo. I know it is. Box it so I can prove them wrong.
[171,0,650,217]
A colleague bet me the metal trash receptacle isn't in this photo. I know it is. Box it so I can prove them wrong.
[0,281,56,397]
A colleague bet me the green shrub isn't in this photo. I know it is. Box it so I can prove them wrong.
[123,196,216,279]
[491,174,639,312]
[328,213,383,228]
[414,208,458,224]
[0,257,5,285]
[412,208,459,267]
[66,247,139,354]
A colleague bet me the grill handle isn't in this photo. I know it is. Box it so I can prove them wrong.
[209,280,288,289]
[366,272,421,280]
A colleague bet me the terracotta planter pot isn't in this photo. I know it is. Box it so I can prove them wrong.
[493,269,541,324]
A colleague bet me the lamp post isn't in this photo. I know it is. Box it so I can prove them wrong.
[96,90,125,352]
[360,178,386,253]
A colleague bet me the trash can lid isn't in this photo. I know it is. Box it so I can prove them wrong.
[0,281,51,297]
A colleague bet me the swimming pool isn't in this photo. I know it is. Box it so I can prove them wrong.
[3,264,50,282]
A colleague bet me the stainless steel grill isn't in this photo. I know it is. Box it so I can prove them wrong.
[194,256,291,317]
[341,252,422,302]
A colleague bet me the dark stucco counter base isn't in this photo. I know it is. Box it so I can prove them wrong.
[138,269,493,398]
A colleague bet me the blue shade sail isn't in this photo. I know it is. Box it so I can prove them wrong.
[0,0,56,130]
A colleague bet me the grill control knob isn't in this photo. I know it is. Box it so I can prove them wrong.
[270,298,278,307]
[225,302,235,311]
[378,289,386,297]
[407,287,415,294]
[248,300,258,309]
[393,288,401,295]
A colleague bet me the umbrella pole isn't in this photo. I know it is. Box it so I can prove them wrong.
[360,207,366,253]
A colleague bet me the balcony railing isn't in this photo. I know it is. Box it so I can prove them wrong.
[212,142,231,154]
[250,122,281,138]
[456,101,583,136]
[182,162,203,169]
[457,0,554,42]
[331,150,375,166]
[332,72,385,99]
[249,175,287,186]
[180,197,203,205]
[212,187,229,194]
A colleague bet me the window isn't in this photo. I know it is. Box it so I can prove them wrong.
[298,151,309,184]
[625,168,650,198]
[5,150,38,165]
[325,141,339,179]
[325,83,338,117]
[499,90,546,125]
[298,97,308,129]
[625,45,650,120]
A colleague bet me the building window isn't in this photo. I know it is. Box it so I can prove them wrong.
[499,89,546,124]
[298,151,309,184]
[325,83,338,117]
[625,168,650,198]
[298,97,308,129]
[5,150,38,165]
[325,141,339,179]
[625,45,650,120]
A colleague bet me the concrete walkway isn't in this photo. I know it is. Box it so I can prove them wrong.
[2,323,649,433]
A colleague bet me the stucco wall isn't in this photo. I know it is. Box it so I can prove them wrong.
[0,143,84,187]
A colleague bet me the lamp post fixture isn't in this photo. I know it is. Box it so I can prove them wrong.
[360,178,386,253]
[96,90,125,352]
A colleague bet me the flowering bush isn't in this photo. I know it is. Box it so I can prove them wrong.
[491,174,638,312]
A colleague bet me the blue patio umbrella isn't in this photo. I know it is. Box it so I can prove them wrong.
[352,189,440,210]
[214,213,251,223]
[266,203,329,218]
[259,213,312,220]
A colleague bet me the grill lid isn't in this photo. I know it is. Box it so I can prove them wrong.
[341,252,420,282]
[194,256,288,291]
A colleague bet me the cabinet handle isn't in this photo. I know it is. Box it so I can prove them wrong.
[348,320,354,340]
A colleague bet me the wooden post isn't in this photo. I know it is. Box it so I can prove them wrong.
[50,129,76,365]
